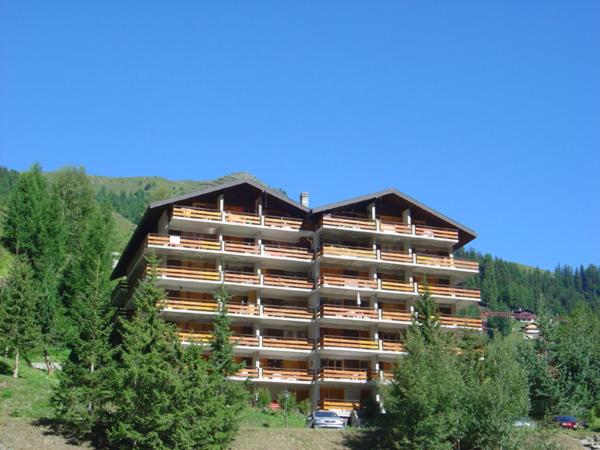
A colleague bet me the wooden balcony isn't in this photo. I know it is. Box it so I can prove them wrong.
[380,249,412,263]
[172,205,304,231]
[156,266,221,281]
[262,368,314,382]
[415,254,478,271]
[263,215,303,230]
[414,225,458,240]
[319,274,377,290]
[263,243,312,260]
[224,270,261,285]
[230,334,260,347]
[381,341,405,352]
[319,244,376,259]
[262,304,313,320]
[263,273,313,290]
[163,297,220,312]
[380,310,412,322]
[234,367,259,378]
[224,241,259,254]
[320,305,378,320]
[321,215,376,231]
[319,335,379,350]
[439,315,481,329]
[380,370,394,381]
[379,216,411,234]
[147,234,221,251]
[318,399,360,411]
[418,284,480,300]
[380,279,414,292]
[317,368,373,381]
[262,336,313,351]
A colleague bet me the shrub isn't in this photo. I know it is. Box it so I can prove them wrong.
[256,387,272,410]
[277,390,298,413]
[298,399,311,416]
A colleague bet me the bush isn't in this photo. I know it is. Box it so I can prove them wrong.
[256,387,272,410]
[277,390,298,413]
[298,399,311,416]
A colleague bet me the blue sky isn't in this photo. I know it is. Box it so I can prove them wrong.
[1,2,598,269]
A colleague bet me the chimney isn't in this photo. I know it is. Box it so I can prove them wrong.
[300,192,309,207]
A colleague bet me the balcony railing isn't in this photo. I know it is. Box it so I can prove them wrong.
[415,253,478,271]
[156,266,221,281]
[380,309,412,322]
[262,243,312,260]
[319,243,376,259]
[319,274,377,289]
[234,367,259,378]
[318,399,361,411]
[439,314,481,329]
[320,304,378,320]
[418,284,481,300]
[263,273,314,289]
[379,279,414,292]
[178,331,261,347]
[147,234,221,251]
[172,205,303,231]
[317,367,373,381]
[320,214,459,241]
[261,336,313,350]
[229,334,260,347]
[262,304,313,320]
[380,249,413,263]
[381,341,405,352]
[319,335,379,350]
[262,368,313,382]
[224,270,261,285]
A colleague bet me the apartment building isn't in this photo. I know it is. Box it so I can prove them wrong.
[111,180,480,416]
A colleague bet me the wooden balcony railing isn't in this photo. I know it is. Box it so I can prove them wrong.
[262,304,313,320]
[381,370,395,381]
[225,211,261,225]
[263,215,303,230]
[439,315,482,329]
[262,368,314,382]
[414,225,459,240]
[319,244,376,259]
[263,244,313,260]
[318,399,360,411]
[224,241,259,254]
[230,334,260,347]
[172,205,222,221]
[321,215,376,231]
[381,341,405,352]
[178,330,212,343]
[319,274,377,289]
[156,266,221,281]
[317,368,372,381]
[224,270,260,285]
[418,284,480,299]
[380,249,412,263]
[262,336,313,350]
[415,254,478,271]
[162,297,219,312]
[147,234,221,251]
[172,205,305,231]
[263,273,313,290]
[380,279,414,292]
[320,305,378,320]
[379,217,411,234]
[234,367,259,378]
[319,335,379,350]
[380,310,413,322]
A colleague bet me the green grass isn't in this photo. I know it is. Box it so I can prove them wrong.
[239,407,307,429]
[0,357,57,419]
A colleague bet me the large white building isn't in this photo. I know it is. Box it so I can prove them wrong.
[112,179,480,415]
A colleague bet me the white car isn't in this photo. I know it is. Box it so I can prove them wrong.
[306,410,346,429]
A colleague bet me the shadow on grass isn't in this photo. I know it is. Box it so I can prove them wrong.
[0,359,12,375]
[33,417,106,449]
[343,426,387,450]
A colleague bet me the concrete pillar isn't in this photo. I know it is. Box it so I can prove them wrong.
[402,208,411,225]
[218,194,225,212]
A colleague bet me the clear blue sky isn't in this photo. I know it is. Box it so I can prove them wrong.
[1,2,598,270]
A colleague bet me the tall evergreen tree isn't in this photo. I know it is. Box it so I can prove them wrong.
[0,256,40,378]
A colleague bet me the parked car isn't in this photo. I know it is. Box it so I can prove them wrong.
[306,410,346,429]
[553,415,579,429]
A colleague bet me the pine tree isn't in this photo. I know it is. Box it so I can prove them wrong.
[210,286,244,377]
[0,256,40,378]
[412,289,440,343]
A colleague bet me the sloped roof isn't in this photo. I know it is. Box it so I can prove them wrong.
[111,181,477,279]
[312,188,477,237]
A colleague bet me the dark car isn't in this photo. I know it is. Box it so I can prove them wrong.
[553,415,578,429]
